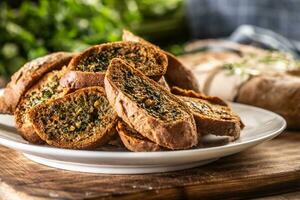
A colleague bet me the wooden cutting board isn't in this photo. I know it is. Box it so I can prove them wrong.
[0,131,299,200]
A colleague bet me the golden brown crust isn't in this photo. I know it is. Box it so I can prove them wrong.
[0,52,74,114]
[107,130,124,148]
[67,41,168,82]
[122,30,200,92]
[60,71,170,92]
[104,58,198,150]
[171,86,228,106]
[116,121,164,152]
[29,87,118,149]
[0,96,8,114]
[15,69,70,144]
[17,123,45,144]
[164,52,200,92]
[59,71,105,89]
[236,74,300,129]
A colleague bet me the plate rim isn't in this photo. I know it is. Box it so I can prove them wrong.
[0,102,286,158]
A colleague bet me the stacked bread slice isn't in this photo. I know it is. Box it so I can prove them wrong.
[0,52,74,114]
[60,41,168,89]
[15,68,71,144]
[0,31,244,151]
[105,58,198,150]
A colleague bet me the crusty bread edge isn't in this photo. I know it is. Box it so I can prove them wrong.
[171,86,228,106]
[67,41,168,81]
[60,71,105,89]
[116,121,164,152]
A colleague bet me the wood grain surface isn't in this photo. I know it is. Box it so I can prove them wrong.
[0,131,299,200]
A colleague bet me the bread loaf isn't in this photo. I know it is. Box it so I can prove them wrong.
[236,73,300,129]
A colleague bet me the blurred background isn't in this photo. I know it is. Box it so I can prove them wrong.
[0,0,187,79]
[1,0,300,79]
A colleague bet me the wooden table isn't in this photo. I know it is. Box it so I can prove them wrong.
[0,131,299,200]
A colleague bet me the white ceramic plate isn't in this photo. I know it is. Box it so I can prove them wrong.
[0,103,286,174]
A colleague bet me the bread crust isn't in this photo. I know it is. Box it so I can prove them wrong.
[0,52,74,114]
[29,87,118,149]
[195,108,241,138]
[165,52,200,92]
[60,71,170,92]
[17,123,45,144]
[59,71,105,89]
[236,73,300,129]
[122,30,200,92]
[171,87,243,140]
[171,86,228,106]
[62,41,168,89]
[104,58,198,150]
[117,121,164,152]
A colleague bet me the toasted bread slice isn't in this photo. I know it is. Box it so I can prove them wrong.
[15,68,70,144]
[122,30,200,92]
[29,87,118,149]
[171,86,228,106]
[0,52,73,114]
[117,121,164,152]
[104,58,198,150]
[171,87,244,140]
[60,41,168,89]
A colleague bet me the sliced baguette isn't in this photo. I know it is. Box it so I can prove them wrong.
[171,86,228,106]
[171,87,244,139]
[104,58,198,150]
[122,30,200,92]
[60,41,168,89]
[29,87,118,149]
[0,52,73,114]
[116,121,164,152]
[15,68,70,144]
